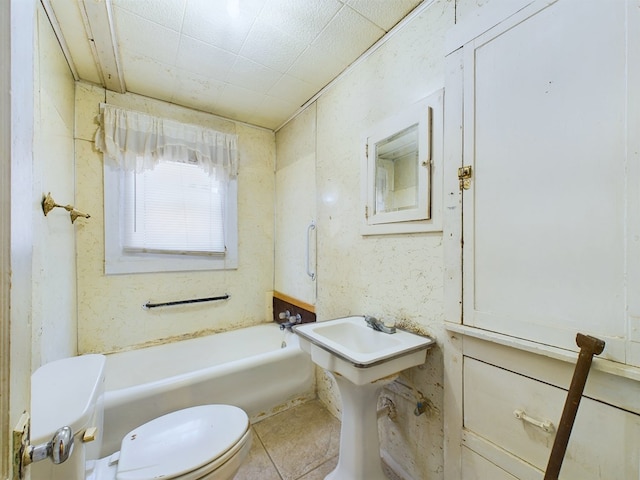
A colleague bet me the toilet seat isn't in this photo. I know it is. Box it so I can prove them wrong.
[115,405,250,480]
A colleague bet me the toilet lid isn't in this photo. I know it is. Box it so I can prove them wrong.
[116,405,249,480]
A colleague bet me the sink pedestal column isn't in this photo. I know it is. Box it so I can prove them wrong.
[325,372,398,480]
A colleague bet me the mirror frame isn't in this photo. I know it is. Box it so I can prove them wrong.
[361,89,443,235]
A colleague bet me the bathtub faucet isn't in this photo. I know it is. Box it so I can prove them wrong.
[279,310,302,330]
[364,315,396,334]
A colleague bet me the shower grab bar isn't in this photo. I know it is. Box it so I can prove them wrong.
[306,220,316,281]
[143,294,230,310]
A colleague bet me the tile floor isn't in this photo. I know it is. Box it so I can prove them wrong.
[234,400,341,480]
[234,399,399,480]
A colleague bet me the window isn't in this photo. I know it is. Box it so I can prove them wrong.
[123,160,225,255]
[97,105,238,274]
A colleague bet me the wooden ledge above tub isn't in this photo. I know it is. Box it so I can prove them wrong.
[273,291,315,313]
[273,291,315,325]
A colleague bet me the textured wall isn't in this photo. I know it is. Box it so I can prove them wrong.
[31,4,77,369]
[74,84,276,353]
[275,1,455,478]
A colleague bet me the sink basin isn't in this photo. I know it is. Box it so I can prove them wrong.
[294,316,435,479]
[294,316,435,385]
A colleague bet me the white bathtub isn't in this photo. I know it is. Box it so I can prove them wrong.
[100,324,314,456]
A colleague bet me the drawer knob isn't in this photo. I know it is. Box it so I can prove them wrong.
[513,409,555,433]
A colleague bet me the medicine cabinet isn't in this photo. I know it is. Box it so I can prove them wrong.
[361,89,443,235]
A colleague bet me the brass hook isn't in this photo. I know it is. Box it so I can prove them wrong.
[69,209,91,224]
[42,193,91,224]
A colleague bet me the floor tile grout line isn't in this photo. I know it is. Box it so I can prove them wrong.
[246,400,343,480]
[292,455,339,480]
[251,425,285,480]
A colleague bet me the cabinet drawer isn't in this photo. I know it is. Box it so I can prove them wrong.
[464,357,640,479]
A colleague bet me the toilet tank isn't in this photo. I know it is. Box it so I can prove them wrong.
[31,354,106,480]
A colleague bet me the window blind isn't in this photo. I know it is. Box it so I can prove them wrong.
[123,159,225,255]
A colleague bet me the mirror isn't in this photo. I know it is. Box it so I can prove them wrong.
[374,123,420,215]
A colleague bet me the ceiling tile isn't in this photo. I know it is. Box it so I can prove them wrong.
[47,0,424,129]
[171,70,226,112]
[239,19,306,73]
[317,6,385,64]
[46,0,102,84]
[112,0,187,32]
[346,0,422,31]
[227,57,282,93]
[120,52,176,104]
[258,95,299,128]
[181,0,267,54]
[175,35,238,82]
[268,74,317,106]
[216,85,296,129]
[214,83,272,125]
[285,6,386,92]
[288,41,351,87]
[260,0,342,45]
[113,7,181,65]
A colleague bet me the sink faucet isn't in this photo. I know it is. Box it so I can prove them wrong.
[364,315,396,334]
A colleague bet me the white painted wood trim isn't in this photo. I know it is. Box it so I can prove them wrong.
[0,0,10,474]
[442,48,464,480]
[442,51,463,325]
[3,0,36,477]
[445,0,556,55]
[627,0,640,365]
[443,331,464,480]
[462,333,640,415]
[446,323,640,383]
[79,0,125,93]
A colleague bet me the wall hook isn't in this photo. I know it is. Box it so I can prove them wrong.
[42,192,91,224]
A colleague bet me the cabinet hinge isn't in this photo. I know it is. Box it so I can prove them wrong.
[458,165,472,191]
[365,143,369,158]
[12,412,30,480]
[365,205,369,219]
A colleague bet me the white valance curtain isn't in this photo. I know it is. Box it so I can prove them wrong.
[95,104,238,178]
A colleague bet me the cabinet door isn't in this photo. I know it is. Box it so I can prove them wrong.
[461,0,630,362]
[275,106,317,305]
[462,447,518,480]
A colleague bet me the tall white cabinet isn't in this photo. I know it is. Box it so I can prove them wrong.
[274,105,317,306]
[444,0,640,478]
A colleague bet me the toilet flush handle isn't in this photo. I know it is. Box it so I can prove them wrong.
[23,426,74,466]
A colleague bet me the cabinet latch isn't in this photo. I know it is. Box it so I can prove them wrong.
[458,165,472,191]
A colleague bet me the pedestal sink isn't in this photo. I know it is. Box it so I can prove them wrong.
[294,316,435,480]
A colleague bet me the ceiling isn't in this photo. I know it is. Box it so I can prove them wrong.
[45,0,425,130]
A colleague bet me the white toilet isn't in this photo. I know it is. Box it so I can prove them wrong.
[30,354,252,480]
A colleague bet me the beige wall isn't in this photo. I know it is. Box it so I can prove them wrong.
[74,85,276,353]
[31,3,77,369]
[275,1,455,478]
